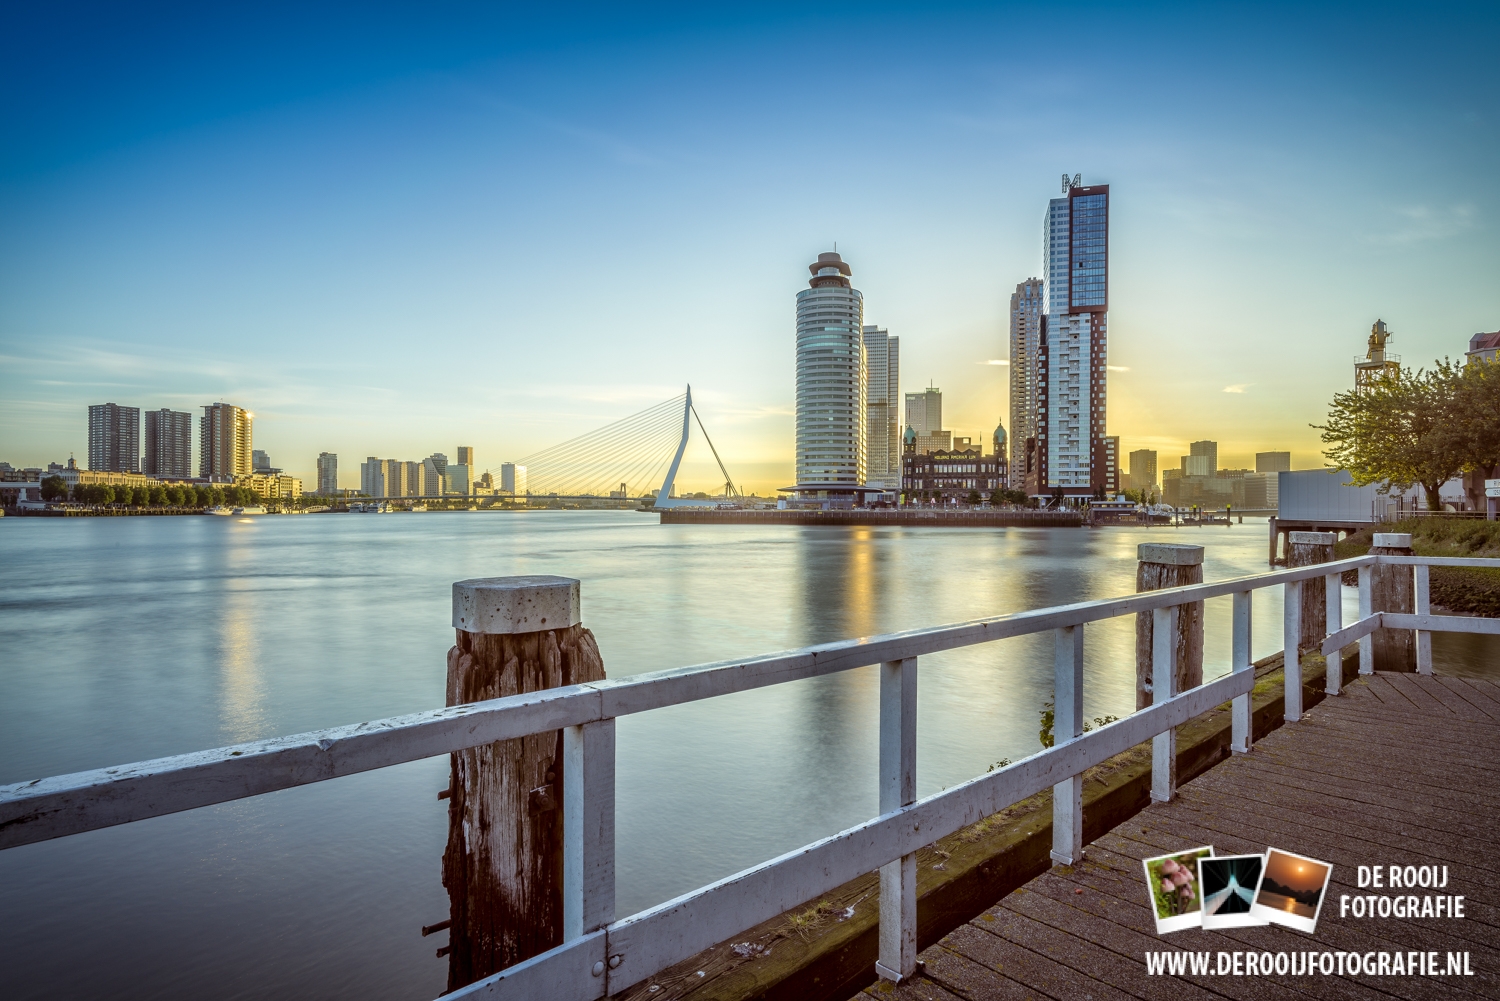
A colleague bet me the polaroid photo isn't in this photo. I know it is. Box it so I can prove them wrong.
[1250,848,1334,933]
[1198,854,1268,929]
[1141,846,1214,934]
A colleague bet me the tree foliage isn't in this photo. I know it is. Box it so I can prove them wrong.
[1316,357,1500,510]
[40,475,67,501]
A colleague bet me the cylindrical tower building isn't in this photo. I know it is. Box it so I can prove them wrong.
[795,252,866,493]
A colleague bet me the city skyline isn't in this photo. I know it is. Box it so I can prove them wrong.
[2,6,1497,494]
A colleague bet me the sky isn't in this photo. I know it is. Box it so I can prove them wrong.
[2,2,1497,494]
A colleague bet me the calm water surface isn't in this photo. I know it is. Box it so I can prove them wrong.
[0,512,1491,999]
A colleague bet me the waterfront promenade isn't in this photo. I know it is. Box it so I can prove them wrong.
[657,509,1083,527]
[863,671,1500,1001]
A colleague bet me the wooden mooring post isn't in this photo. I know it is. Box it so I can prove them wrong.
[1286,531,1335,651]
[1367,532,1417,672]
[1135,543,1204,711]
[443,575,607,992]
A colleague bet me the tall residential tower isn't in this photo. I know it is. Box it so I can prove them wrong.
[1008,277,1044,490]
[87,403,140,473]
[1028,176,1111,499]
[861,326,899,489]
[143,409,192,477]
[793,252,866,499]
[200,403,253,480]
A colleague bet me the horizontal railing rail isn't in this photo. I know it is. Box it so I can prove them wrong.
[2,552,1496,1000]
[0,555,1379,850]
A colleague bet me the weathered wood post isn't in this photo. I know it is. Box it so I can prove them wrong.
[1368,532,1417,671]
[1286,531,1335,652]
[444,575,606,992]
[1135,544,1204,710]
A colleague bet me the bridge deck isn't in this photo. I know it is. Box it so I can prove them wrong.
[860,672,1500,1001]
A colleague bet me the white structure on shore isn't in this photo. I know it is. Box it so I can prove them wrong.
[793,251,866,498]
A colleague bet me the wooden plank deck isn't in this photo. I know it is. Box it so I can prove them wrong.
[860,672,1500,1001]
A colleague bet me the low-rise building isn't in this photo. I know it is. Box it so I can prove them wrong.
[236,473,303,499]
[901,448,1004,504]
[1467,330,1500,364]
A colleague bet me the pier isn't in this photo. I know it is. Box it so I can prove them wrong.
[1,552,1496,1000]
[862,670,1500,1001]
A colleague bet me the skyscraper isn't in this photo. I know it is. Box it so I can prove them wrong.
[317,452,338,495]
[794,251,866,496]
[1190,440,1218,477]
[1128,449,1158,492]
[88,403,140,473]
[1030,176,1110,498]
[862,326,899,489]
[903,387,951,455]
[200,403,253,480]
[1255,451,1291,473]
[456,446,474,466]
[143,409,191,477]
[1008,277,1044,487]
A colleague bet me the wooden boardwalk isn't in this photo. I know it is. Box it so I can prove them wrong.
[860,672,1500,1001]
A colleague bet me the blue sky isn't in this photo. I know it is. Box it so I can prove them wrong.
[2,2,1497,492]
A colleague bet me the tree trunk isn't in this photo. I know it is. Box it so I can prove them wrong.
[444,623,606,992]
[1424,482,1442,511]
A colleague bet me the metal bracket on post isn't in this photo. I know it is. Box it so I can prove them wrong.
[1325,572,1344,695]
[1151,606,1177,803]
[564,719,616,944]
[877,657,917,983]
[1231,592,1253,753]
[1051,625,1085,866]
[1284,579,1303,721]
[1357,566,1374,675]
[1414,565,1433,675]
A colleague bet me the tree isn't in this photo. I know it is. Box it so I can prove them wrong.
[1455,356,1500,473]
[967,489,982,507]
[1316,364,1466,510]
[40,475,67,501]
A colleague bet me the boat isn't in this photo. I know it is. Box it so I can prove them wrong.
[411,503,428,512]
[207,506,234,516]
[232,506,267,515]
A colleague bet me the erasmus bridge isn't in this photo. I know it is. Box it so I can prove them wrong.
[485,386,740,507]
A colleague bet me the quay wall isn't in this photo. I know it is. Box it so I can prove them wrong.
[657,509,1084,528]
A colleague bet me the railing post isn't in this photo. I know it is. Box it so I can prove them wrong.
[1325,571,1344,695]
[564,719,616,942]
[1358,565,1374,675]
[877,657,917,983]
[1151,605,1178,803]
[1284,578,1303,721]
[1414,564,1433,675]
[1231,591,1253,753]
[1051,625,1085,866]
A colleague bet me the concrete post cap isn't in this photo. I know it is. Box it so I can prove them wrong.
[1137,543,1204,566]
[1372,533,1413,549]
[1289,531,1337,545]
[453,575,581,634]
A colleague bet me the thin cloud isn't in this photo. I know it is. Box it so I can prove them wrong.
[981,359,1009,366]
[1223,384,1251,394]
[1107,365,1130,372]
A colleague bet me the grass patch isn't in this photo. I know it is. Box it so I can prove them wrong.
[1336,519,1500,616]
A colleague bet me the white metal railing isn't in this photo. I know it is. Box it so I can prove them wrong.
[2,554,1497,999]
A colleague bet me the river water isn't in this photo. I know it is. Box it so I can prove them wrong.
[0,512,1491,999]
